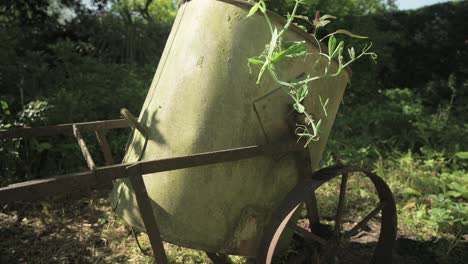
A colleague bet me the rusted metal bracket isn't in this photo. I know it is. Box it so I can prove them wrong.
[0,118,309,264]
[298,150,320,228]
[95,129,115,165]
[73,124,97,170]
[0,119,128,139]
[120,108,148,138]
[0,141,304,204]
[0,119,127,169]
[127,163,168,264]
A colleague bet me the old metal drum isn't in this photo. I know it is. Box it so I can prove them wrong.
[111,0,350,256]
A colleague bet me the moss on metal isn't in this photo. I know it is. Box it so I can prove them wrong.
[111,0,349,256]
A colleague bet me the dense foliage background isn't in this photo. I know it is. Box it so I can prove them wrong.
[0,0,467,262]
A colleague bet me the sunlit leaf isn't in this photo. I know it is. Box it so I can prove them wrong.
[295,15,310,22]
[455,152,468,159]
[248,58,264,65]
[295,84,309,102]
[402,187,422,197]
[314,20,331,28]
[293,23,308,32]
[348,47,355,60]
[359,189,369,198]
[0,100,10,115]
[331,41,344,58]
[260,0,267,13]
[446,191,462,198]
[271,41,306,63]
[269,27,279,54]
[328,35,336,57]
[402,202,416,210]
[320,14,336,21]
[294,102,305,113]
[330,29,368,39]
[247,2,260,17]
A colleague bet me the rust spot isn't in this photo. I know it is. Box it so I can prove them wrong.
[239,240,249,256]
[238,216,257,255]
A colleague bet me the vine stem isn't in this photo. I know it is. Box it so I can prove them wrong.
[248,0,376,146]
[276,1,301,40]
[259,1,274,35]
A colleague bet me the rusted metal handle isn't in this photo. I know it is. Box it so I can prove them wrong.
[73,124,97,170]
[120,108,147,138]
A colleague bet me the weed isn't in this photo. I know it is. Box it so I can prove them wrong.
[247,0,376,146]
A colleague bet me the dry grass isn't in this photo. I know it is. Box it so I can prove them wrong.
[0,191,216,264]
[1,186,466,263]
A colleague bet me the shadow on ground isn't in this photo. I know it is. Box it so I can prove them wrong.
[1,191,467,264]
[0,191,132,264]
[331,237,468,264]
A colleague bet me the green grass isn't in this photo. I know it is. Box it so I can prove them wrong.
[1,149,466,263]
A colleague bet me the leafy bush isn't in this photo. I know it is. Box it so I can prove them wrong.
[0,38,154,185]
[329,82,467,162]
[387,151,467,235]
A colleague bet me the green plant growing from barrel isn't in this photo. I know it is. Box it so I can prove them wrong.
[247,0,377,146]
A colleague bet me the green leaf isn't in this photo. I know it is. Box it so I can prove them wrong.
[402,187,422,197]
[256,62,268,84]
[269,27,279,55]
[320,14,336,21]
[314,20,331,28]
[293,23,308,32]
[248,58,264,65]
[315,119,322,131]
[359,189,369,198]
[328,35,336,57]
[462,192,468,200]
[294,103,305,113]
[271,41,306,63]
[348,47,355,60]
[330,29,368,39]
[331,41,344,59]
[312,14,336,31]
[0,100,10,115]
[299,84,308,99]
[284,42,307,58]
[446,191,462,198]
[247,2,260,17]
[295,15,310,22]
[259,0,267,13]
[448,182,468,199]
[295,84,309,102]
[455,152,468,159]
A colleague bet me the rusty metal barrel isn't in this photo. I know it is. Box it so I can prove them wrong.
[111,0,350,256]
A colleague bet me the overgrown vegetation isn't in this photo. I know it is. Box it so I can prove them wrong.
[0,0,467,263]
[247,0,377,145]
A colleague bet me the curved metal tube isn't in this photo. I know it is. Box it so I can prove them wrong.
[257,165,397,264]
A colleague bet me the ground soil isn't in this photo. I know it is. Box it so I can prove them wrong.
[1,191,467,263]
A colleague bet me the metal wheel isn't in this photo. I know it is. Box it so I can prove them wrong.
[257,165,397,264]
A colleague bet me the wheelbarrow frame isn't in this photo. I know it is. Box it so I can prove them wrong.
[0,115,397,264]
[0,117,304,263]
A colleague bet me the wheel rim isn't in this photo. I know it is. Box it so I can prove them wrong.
[257,165,397,264]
